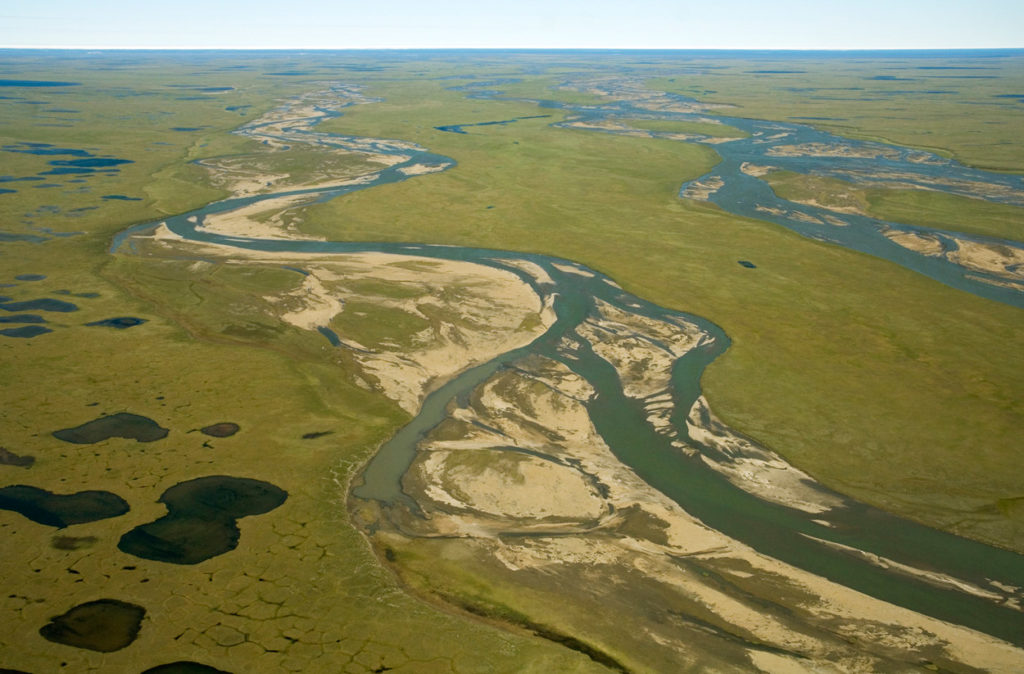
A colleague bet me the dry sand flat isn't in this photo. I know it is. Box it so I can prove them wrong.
[686,396,847,515]
[883,228,946,256]
[949,238,1024,282]
[197,194,326,240]
[740,162,776,177]
[883,229,1024,287]
[682,175,724,201]
[396,162,453,176]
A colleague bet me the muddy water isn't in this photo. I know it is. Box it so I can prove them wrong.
[113,83,1024,645]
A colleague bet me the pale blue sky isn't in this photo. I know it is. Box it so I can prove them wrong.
[1,0,1022,49]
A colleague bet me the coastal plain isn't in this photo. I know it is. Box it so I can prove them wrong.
[1,49,1023,672]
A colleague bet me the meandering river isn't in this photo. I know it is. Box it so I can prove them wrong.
[113,79,1024,647]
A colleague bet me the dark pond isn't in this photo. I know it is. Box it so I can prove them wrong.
[737,260,757,268]
[103,194,143,201]
[86,317,147,329]
[53,412,169,444]
[2,142,92,157]
[0,447,35,468]
[316,325,342,346]
[435,114,551,134]
[0,485,129,527]
[0,188,14,195]
[14,274,45,281]
[0,298,77,312]
[171,127,204,132]
[0,325,52,338]
[142,662,231,673]
[199,423,240,438]
[118,476,287,565]
[49,158,133,169]
[0,80,80,87]
[39,599,145,652]
[0,314,46,323]
[167,85,234,93]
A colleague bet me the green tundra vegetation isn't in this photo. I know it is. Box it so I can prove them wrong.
[1,50,1022,672]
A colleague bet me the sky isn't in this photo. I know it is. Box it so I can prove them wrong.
[1,0,1022,50]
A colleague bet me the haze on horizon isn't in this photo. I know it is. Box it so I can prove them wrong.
[1,0,1022,51]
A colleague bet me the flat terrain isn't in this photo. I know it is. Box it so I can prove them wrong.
[1,50,1022,672]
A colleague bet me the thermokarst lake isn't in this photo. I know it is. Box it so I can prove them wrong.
[1,49,1023,673]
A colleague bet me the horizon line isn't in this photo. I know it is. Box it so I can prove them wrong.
[2,46,1024,52]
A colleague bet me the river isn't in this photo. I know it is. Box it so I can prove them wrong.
[112,78,1024,649]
